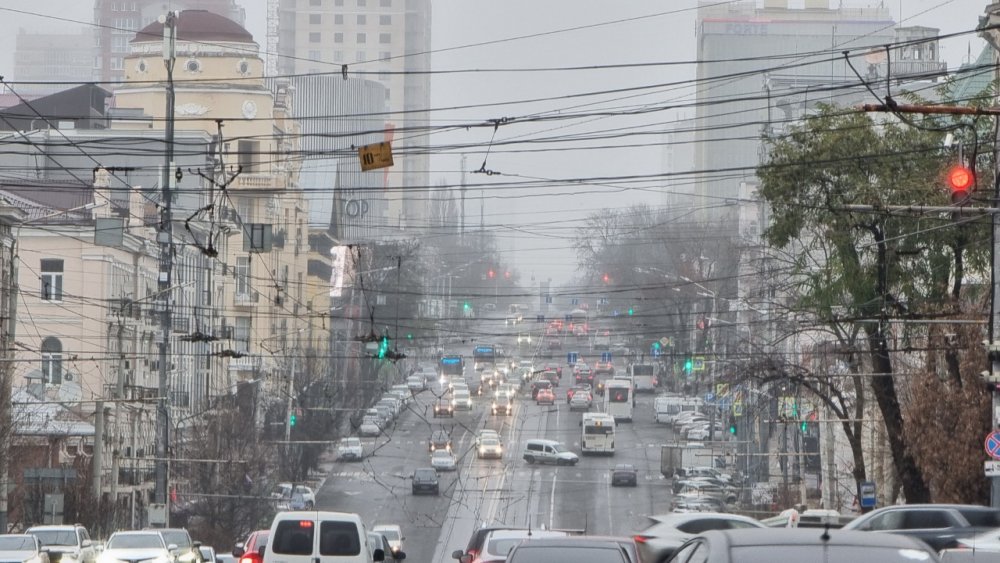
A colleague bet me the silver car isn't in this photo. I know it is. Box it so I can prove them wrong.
[0,535,49,563]
[633,512,765,563]
[96,532,174,563]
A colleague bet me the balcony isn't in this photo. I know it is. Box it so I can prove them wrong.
[235,291,259,307]
[228,355,262,372]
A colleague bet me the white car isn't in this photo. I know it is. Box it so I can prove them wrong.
[0,535,47,563]
[273,483,316,510]
[337,437,364,461]
[97,532,173,563]
[452,390,473,410]
[406,375,425,392]
[477,437,503,459]
[430,449,457,471]
[371,525,404,556]
[359,416,381,437]
[476,429,500,446]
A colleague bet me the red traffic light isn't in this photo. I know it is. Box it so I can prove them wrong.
[947,165,974,203]
[488,269,495,279]
[504,271,511,279]
[602,273,610,283]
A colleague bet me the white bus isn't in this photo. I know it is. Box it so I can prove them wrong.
[603,379,634,422]
[629,363,658,392]
[581,412,616,455]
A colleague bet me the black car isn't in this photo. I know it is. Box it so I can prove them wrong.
[411,468,439,495]
[611,464,637,487]
[429,430,452,453]
[666,528,938,563]
[843,503,1000,552]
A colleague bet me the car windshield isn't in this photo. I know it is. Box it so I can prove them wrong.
[0,537,35,551]
[378,530,400,541]
[433,450,451,459]
[108,534,164,550]
[415,470,435,478]
[508,546,626,563]
[161,531,191,548]
[29,531,77,547]
[482,439,500,446]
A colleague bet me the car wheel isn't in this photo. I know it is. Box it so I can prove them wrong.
[525,456,535,464]
[306,501,314,509]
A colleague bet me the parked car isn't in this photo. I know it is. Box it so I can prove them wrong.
[665,528,937,563]
[359,416,381,437]
[843,504,1000,552]
[633,512,766,563]
[272,483,316,510]
[611,464,637,487]
[232,530,268,563]
[411,468,440,495]
[26,524,98,563]
[0,534,49,563]
[337,437,365,461]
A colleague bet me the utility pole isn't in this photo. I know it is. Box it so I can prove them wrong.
[154,11,177,520]
[460,154,466,238]
[92,401,104,499]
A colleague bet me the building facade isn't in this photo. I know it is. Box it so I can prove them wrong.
[275,0,432,232]
[93,0,246,87]
[13,29,95,97]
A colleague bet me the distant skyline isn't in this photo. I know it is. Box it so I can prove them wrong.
[0,0,991,285]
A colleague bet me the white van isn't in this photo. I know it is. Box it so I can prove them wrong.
[264,511,383,563]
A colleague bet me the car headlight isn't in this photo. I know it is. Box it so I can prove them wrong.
[451,400,457,406]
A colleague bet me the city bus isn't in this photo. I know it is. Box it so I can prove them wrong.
[629,363,658,393]
[472,345,496,371]
[581,412,616,455]
[603,379,634,422]
[439,355,465,385]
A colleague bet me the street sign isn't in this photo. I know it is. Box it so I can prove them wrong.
[693,357,706,372]
[704,392,715,403]
[600,352,612,363]
[986,431,1000,460]
[651,345,661,358]
[659,337,672,347]
[567,352,578,365]
[571,298,579,305]
[536,315,545,323]
[859,481,876,509]
[986,460,1000,477]
[733,400,744,416]
[358,141,394,171]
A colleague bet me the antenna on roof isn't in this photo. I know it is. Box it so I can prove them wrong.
[820,523,831,542]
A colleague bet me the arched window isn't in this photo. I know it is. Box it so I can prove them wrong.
[41,337,62,385]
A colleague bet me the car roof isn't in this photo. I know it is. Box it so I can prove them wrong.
[485,530,568,540]
[702,528,933,548]
[648,512,763,526]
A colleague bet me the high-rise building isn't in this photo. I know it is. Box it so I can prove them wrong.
[93,0,246,86]
[13,29,95,97]
[694,1,897,214]
[275,0,432,235]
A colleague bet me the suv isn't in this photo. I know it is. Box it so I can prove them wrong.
[411,468,440,495]
[844,504,1000,552]
[26,525,98,563]
[150,528,203,563]
[522,439,579,466]
[530,379,553,400]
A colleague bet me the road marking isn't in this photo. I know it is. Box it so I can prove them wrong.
[548,473,557,529]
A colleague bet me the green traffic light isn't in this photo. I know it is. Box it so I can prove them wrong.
[377,336,389,359]
[463,302,471,311]
[289,413,297,427]
[627,307,634,316]
[683,358,693,372]
[652,342,661,350]
[801,421,808,432]
[406,333,413,340]
[729,424,736,435]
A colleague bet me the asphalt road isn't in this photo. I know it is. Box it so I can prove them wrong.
[315,341,677,563]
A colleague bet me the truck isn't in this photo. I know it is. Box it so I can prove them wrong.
[660,444,727,478]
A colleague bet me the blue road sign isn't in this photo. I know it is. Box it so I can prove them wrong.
[704,392,715,403]
[567,352,578,365]
[986,431,1000,460]
[651,345,661,358]
[859,481,877,508]
[600,352,612,363]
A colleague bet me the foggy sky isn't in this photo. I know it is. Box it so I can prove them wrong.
[0,0,990,285]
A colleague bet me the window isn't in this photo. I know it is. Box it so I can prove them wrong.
[335,14,343,24]
[319,521,360,556]
[272,520,314,555]
[40,259,63,301]
[309,13,321,24]
[380,51,391,61]
[334,32,344,43]
[310,0,322,5]
[380,0,391,6]
[41,337,63,385]
[379,33,391,44]
[110,57,124,71]
[357,15,366,25]
[309,32,321,43]
[234,317,251,353]
[357,0,366,5]
[334,0,343,5]
[235,257,251,295]
[356,32,366,44]
[379,15,391,25]
[238,139,258,173]
[333,51,344,62]
[356,51,367,62]
[309,50,321,60]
